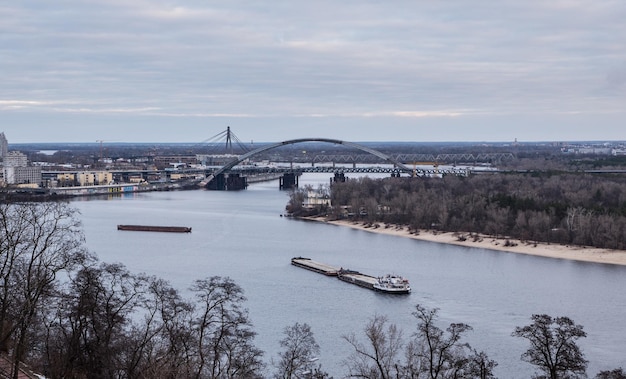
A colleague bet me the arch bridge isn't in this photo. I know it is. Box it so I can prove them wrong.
[202,138,456,190]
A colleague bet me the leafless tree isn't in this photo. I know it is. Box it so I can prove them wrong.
[189,276,264,379]
[121,277,195,379]
[406,304,495,379]
[595,368,626,379]
[342,315,405,379]
[466,350,498,379]
[286,187,308,216]
[274,322,330,379]
[0,202,90,379]
[42,262,147,378]
[343,307,495,379]
[512,314,587,379]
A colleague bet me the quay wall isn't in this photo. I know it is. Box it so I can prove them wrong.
[49,182,189,197]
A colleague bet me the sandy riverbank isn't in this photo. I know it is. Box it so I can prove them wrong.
[304,217,626,266]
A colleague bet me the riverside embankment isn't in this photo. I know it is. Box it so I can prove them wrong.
[302,216,626,266]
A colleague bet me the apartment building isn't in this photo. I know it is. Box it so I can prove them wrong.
[4,166,42,186]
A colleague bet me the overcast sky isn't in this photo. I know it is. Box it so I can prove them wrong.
[2,1,625,144]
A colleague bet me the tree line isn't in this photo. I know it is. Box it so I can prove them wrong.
[1,202,625,378]
[289,172,626,250]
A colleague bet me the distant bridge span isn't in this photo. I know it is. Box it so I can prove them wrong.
[204,138,413,185]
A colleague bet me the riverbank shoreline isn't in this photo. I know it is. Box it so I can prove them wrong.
[302,216,626,266]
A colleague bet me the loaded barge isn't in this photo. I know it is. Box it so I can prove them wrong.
[337,269,378,290]
[291,257,338,276]
[290,257,410,294]
[117,225,192,233]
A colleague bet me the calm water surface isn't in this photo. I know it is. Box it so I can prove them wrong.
[73,176,626,378]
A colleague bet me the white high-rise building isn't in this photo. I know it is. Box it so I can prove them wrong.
[0,144,42,186]
[3,151,28,167]
[4,166,42,186]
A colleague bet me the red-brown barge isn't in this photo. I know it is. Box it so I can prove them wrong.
[117,225,192,233]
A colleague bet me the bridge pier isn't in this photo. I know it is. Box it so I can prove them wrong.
[332,172,347,184]
[206,173,226,190]
[226,174,248,190]
[279,172,299,190]
[206,173,248,190]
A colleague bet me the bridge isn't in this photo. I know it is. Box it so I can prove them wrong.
[227,164,468,176]
[309,152,515,164]
[38,135,500,191]
[201,138,470,190]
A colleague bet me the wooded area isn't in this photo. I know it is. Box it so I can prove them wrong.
[291,172,626,250]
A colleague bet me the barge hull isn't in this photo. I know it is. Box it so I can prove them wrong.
[117,225,192,233]
[373,287,410,295]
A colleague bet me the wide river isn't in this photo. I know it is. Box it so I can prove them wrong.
[72,174,626,378]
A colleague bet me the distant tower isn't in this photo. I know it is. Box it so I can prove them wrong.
[225,126,233,155]
[0,132,8,158]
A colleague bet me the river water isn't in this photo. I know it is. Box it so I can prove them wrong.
[72,174,626,378]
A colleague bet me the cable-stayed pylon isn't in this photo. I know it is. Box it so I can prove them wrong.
[197,126,251,155]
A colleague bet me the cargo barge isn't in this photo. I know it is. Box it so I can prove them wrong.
[337,269,378,290]
[291,257,338,276]
[291,257,410,294]
[117,225,192,233]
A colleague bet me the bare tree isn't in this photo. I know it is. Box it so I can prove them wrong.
[512,314,587,379]
[39,271,267,379]
[0,202,90,379]
[343,307,495,379]
[342,315,404,379]
[274,322,330,379]
[596,368,626,379]
[407,304,494,379]
[286,186,311,216]
[466,349,498,379]
[122,276,195,379]
[42,262,147,379]
[189,276,264,379]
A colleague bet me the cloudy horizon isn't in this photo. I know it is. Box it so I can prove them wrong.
[2,1,625,143]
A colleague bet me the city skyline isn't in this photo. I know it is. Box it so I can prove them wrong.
[2,2,625,144]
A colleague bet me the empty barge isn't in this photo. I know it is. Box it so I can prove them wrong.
[117,225,192,233]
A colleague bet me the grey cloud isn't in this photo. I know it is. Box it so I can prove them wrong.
[607,62,626,89]
[1,1,625,142]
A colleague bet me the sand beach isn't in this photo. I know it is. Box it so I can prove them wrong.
[305,217,626,266]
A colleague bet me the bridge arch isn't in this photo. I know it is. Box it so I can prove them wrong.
[204,138,413,185]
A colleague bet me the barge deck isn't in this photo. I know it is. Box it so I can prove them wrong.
[291,257,338,276]
[337,269,378,290]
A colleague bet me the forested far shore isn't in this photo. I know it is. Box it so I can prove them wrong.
[288,173,626,251]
